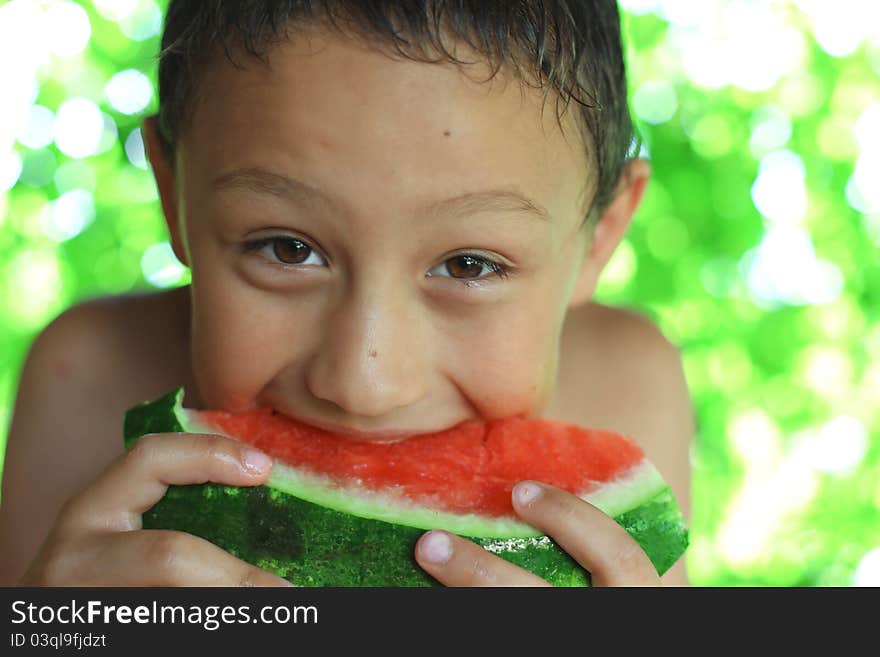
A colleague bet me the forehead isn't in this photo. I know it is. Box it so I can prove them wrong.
[180,27,591,225]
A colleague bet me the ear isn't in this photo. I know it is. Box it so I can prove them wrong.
[142,115,190,267]
[568,158,651,307]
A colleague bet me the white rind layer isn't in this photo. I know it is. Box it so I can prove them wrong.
[179,404,668,538]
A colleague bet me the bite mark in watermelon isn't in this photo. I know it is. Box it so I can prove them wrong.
[124,388,689,586]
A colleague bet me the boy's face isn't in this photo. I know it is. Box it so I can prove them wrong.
[154,27,612,439]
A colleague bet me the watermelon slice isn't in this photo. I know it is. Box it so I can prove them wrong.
[124,388,688,586]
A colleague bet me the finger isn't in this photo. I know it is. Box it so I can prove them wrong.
[415,530,552,587]
[42,531,294,587]
[512,481,660,586]
[59,433,273,535]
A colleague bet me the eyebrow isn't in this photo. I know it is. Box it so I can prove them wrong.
[211,166,552,223]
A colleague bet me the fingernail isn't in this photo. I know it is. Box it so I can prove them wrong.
[242,448,272,474]
[419,531,453,564]
[514,481,543,506]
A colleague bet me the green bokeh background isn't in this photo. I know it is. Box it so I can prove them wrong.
[1,0,878,586]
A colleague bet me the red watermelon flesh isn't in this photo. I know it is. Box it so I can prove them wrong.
[194,408,645,518]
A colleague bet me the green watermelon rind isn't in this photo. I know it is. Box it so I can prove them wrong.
[124,388,689,585]
[260,458,667,538]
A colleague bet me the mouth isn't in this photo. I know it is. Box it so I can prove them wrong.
[275,410,436,443]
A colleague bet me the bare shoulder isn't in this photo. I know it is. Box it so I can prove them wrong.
[554,301,693,428]
[552,301,695,585]
[8,287,190,413]
[0,288,188,584]
[574,301,681,362]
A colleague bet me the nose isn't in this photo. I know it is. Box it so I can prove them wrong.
[305,280,429,419]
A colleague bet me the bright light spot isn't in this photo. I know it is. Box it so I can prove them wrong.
[91,0,163,40]
[633,80,678,125]
[728,409,780,468]
[778,72,826,118]
[618,0,661,15]
[814,22,862,57]
[817,116,858,161]
[806,262,844,306]
[846,151,880,214]
[751,150,807,225]
[674,4,804,92]
[658,0,715,28]
[0,73,39,154]
[53,98,104,159]
[716,518,766,565]
[4,249,66,329]
[0,150,23,192]
[46,1,90,58]
[125,129,148,169]
[801,346,852,397]
[16,105,55,150]
[92,0,140,21]
[718,452,818,566]
[106,70,153,115]
[729,10,804,92]
[854,104,880,152]
[141,242,187,288]
[866,365,880,418]
[813,297,866,341]
[598,239,637,292]
[854,548,880,586]
[813,2,877,56]
[678,32,731,90]
[39,189,95,242]
[794,0,880,57]
[740,225,844,308]
[119,0,162,41]
[0,1,43,154]
[868,40,880,77]
[720,409,827,565]
[800,416,868,476]
[866,326,880,360]
[749,106,792,158]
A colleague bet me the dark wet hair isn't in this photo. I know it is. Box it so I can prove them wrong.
[155,1,640,222]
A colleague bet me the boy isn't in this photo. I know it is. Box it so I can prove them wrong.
[0,0,693,586]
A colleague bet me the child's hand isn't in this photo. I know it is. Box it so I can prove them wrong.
[414,481,661,586]
[19,433,293,587]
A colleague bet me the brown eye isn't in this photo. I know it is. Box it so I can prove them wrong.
[426,253,510,284]
[244,235,327,269]
[273,238,312,264]
[445,255,485,279]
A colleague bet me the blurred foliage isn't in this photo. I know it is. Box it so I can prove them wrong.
[0,0,878,586]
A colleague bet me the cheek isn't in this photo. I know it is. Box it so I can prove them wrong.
[463,261,580,418]
[450,305,563,420]
[188,277,317,410]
